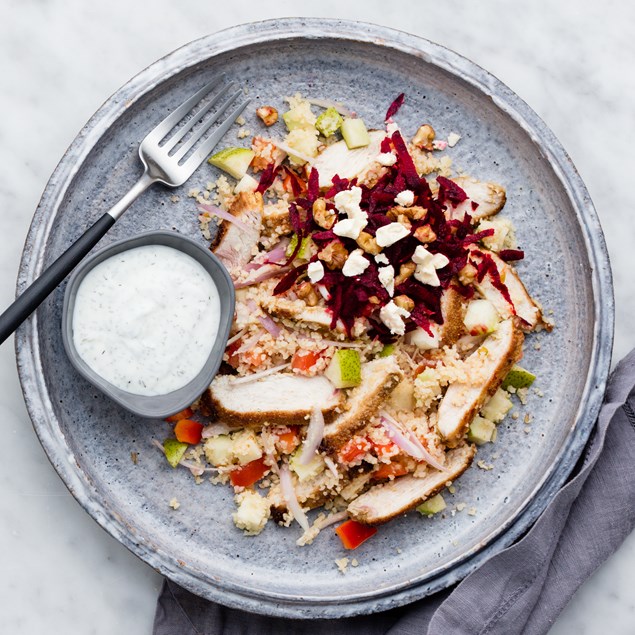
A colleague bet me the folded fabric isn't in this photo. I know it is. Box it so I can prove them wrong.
[154,350,635,635]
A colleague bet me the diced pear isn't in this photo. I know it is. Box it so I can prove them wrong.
[390,379,415,411]
[285,234,314,260]
[502,364,536,390]
[324,350,361,388]
[468,416,496,445]
[203,434,234,467]
[378,343,395,357]
[341,118,370,149]
[290,450,325,481]
[231,430,263,465]
[480,388,513,423]
[315,107,343,137]
[208,147,255,179]
[405,326,440,350]
[163,438,188,468]
[463,299,499,336]
[417,493,447,516]
[234,173,259,194]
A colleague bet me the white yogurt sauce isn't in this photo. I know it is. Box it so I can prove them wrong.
[72,244,220,396]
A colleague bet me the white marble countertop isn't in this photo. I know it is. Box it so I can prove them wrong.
[1,1,634,632]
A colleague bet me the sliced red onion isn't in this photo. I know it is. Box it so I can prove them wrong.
[201,422,232,438]
[235,331,263,354]
[234,265,292,289]
[152,439,218,475]
[317,339,366,349]
[379,411,448,472]
[323,456,340,479]
[263,239,290,264]
[316,510,349,530]
[246,299,258,312]
[257,314,282,338]
[298,407,325,465]
[317,284,331,301]
[226,328,247,347]
[278,463,310,532]
[230,363,291,385]
[270,139,314,165]
[197,203,253,232]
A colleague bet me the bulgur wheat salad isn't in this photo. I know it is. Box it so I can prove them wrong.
[155,92,551,550]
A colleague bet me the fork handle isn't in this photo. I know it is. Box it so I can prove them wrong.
[0,213,116,345]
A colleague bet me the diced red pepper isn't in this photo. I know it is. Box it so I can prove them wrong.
[174,419,204,445]
[165,407,193,423]
[371,461,409,481]
[276,427,300,454]
[335,519,378,550]
[370,439,397,458]
[225,340,241,368]
[229,457,269,487]
[291,350,323,373]
[337,437,372,464]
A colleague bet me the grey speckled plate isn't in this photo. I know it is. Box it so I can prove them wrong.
[15,19,613,618]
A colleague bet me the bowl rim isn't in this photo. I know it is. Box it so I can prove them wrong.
[14,17,614,618]
[61,229,236,418]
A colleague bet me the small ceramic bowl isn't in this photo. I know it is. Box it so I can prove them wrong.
[62,229,235,418]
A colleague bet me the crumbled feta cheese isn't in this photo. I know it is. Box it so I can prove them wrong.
[377,265,395,296]
[374,253,389,265]
[411,246,450,286]
[379,300,410,335]
[169,497,180,510]
[375,222,410,247]
[342,249,370,277]
[334,186,364,217]
[447,132,461,147]
[394,190,415,207]
[377,152,397,166]
[333,216,367,240]
[232,490,270,535]
[307,261,325,283]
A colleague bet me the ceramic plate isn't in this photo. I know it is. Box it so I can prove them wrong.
[15,19,613,618]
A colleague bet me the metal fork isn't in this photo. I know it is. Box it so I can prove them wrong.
[0,81,249,345]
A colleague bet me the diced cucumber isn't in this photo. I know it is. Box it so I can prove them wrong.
[290,450,325,481]
[325,350,361,388]
[315,107,343,137]
[480,388,513,423]
[208,147,255,179]
[502,365,536,390]
[163,438,188,468]
[417,493,447,516]
[468,416,496,445]
[341,118,370,149]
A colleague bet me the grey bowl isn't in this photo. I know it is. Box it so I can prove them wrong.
[15,19,613,618]
[61,230,235,419]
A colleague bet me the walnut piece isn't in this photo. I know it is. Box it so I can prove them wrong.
[312,198,336,229]
[297,281,320,306]
[388,205,427,221]
[356,231,381,255]
[412,124,436,151]
[256,106,278,127]
[394,295,415,312]
[394,262,416,286]
[458,262,478,285]
[414,225,437,243]
[318,241,348,270]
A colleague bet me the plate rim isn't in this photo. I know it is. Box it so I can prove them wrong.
[15,17,614,618]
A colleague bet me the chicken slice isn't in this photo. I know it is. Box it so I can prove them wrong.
[322,357,404,449]
[437,176,506,221]
[439,284,465,346]
[312,130,386,188]
[201,373,343,427]
[347,444,476,524]
[213,191,263,271]
[468,247,544,331]
[436,318,523,444]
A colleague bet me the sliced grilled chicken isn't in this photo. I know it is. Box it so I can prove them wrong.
[436,318,523,444]
[439,284,465,346]
[469,247,544,331]
[259,295,336,330]
[213,191,263,271]
[312,130,386,188]
[322,357,404,449]
[202,373,343,427]
[347,444,475,524]
[436,176,506,221]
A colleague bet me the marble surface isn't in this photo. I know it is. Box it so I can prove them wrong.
[1,0,633,632]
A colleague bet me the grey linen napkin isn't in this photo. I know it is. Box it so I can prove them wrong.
[154,349,635,635]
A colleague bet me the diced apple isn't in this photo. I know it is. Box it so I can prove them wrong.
[463,299,499,336]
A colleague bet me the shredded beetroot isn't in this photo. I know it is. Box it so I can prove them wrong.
[385,93,405,121]
[307,168,320,202]
[273,263,308,295]
[451,283,475,299]
[437,176,468,206]
[256,163,280,193]
[391,131,421,190]
[282,166,306,197]
[473,252,514,308]
[380,137,392,153]
[499,249,525,261]
[324,176,357,199]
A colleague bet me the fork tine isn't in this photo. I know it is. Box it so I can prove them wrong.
[182,98,251,172]
[142,79,220,146]
[172,87,244,162]
[163,82,236,153]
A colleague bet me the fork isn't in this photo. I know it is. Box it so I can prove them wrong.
[0,80,249,345]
